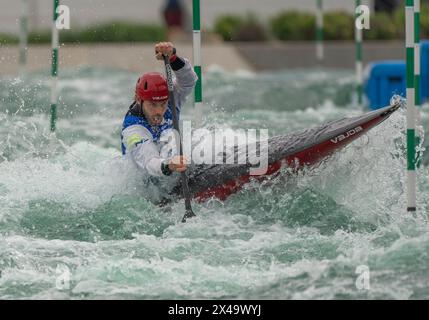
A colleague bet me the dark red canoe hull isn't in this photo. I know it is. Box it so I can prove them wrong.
[171,101,402,202]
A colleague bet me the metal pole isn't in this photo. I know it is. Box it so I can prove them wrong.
[414,0,423,167]
[406,0,416,212]
[50,0,59,132]
[316,0,324,61]
[415,0,420,109]
[355,0,363,106]
[19,0,29,75]
[193,0,202,127]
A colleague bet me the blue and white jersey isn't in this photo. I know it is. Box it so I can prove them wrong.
[121,57,197,177]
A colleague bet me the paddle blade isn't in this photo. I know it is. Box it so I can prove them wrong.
[181,209,196,223]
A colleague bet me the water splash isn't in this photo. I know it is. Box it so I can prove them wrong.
[0,67,428,299]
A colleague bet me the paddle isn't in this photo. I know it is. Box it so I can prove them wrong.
[162,53,196,223]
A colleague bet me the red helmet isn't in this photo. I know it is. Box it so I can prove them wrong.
[135,72,169,102]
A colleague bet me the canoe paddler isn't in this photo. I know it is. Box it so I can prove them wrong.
[121,42,198,177]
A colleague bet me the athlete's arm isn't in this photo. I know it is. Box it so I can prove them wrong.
[122,125,166,177]
[122,125,188,176]
[171,56,198,106]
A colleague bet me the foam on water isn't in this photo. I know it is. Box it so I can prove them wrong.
[0,67,428,299]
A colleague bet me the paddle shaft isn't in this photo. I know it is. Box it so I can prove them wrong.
[163,55,195,222]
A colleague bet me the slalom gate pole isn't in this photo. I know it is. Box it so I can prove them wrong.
[50,0,59,132]
[316,0,324,61]
[355,0,363,106]
[19,0,29,75]
[406,0,417,212]
[414,0,423,168]
[193,0,203,127]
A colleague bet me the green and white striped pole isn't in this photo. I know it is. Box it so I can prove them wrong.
[414,0,420,109]
[355,0,363,105]
[19,0,29,75]
[406,0,416,212]
[50,0,59,132]
[414,0,422,167]
[193,0,203,127]
[316,0,324,61]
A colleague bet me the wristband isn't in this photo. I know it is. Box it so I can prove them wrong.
[161,161,173,176]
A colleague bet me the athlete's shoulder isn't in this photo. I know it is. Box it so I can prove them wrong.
[123,102,147,129]
[123,114,145,129]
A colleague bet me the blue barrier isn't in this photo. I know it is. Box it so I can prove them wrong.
[364,61,406,110]
[365,40,429,109]
[421,40,429,103]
